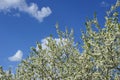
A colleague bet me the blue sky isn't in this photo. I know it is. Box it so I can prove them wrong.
[0,0,116,71]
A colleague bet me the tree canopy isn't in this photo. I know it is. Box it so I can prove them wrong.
[0,0,120,80]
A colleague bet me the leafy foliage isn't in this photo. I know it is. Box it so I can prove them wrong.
[0,0,120,80]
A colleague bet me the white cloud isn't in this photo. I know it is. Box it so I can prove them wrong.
[41,37,49,50]
[54,38,67,45]
[36,37,49,51]
[36,37,67,51]
[8,50,23,62]
[0,0,52,22]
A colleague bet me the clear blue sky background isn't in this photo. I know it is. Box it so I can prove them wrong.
[0,0,116,72]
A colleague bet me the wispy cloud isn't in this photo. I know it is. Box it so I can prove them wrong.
[13,13,20,17]
[8,50,23,62]
[100,1,109,8]
[0,0,52,22]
